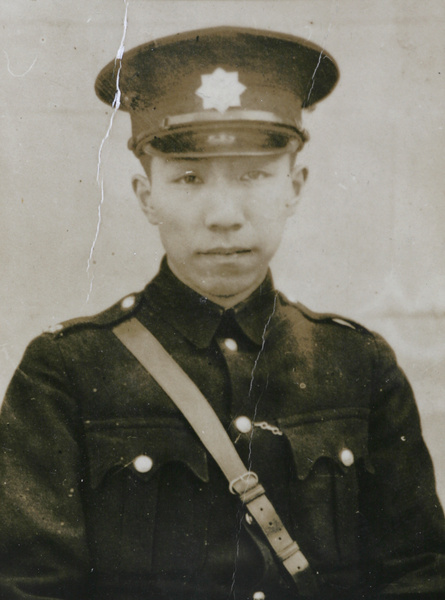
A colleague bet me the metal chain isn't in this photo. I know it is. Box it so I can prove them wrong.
[253,421,283,436]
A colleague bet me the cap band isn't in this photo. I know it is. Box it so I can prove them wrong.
[162,109,297,129]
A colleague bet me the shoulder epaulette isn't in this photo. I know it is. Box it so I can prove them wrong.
[46,291,144,336]
[295,301,370,333]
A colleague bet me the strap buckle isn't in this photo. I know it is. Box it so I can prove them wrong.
[229,471,259,495]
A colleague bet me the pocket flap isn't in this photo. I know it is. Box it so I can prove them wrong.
[278,407,374,479]
[84,419,209,488]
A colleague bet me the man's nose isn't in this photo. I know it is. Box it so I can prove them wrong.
[204,186,246,231]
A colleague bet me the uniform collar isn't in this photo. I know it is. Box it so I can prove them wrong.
[143,257,278,349]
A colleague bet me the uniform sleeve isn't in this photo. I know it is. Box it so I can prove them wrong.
[362,332,445,598]
[0,333,90,599]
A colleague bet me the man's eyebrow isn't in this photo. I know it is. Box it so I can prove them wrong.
[167,157,202,164]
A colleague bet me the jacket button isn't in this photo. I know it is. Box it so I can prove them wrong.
[235,416,252,433]
[223,338,238,351]
[133,455,153,473]
[339,448,354,467]
[253,592,266,600]
[121,295,136,309]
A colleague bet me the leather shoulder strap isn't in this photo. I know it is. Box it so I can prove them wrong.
[113,317,319,595]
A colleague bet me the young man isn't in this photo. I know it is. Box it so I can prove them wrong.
[0,27,444,600]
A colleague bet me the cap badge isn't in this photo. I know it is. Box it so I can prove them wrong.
[195,68,247,114]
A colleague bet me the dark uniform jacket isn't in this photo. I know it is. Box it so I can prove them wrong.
[1,260,444,600]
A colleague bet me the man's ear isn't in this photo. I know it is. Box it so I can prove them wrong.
[286,165,308,214]
[292,165,308,196]
[132,174,160,225]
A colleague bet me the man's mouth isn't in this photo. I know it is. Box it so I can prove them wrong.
[199,248,252,256]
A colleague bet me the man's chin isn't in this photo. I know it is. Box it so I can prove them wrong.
[168,258,267,302]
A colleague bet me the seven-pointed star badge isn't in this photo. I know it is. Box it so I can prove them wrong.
[195,68,247,114]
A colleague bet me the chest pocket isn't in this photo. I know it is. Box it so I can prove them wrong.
[83,417,209,576]
[277,407,374,574]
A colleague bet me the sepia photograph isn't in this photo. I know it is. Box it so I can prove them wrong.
[1,1,445,598]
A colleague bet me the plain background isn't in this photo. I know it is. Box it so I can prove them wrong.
[1,0,444,503]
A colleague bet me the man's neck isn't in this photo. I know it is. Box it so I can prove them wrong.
[201,283,264,309]
[166,259,268,309]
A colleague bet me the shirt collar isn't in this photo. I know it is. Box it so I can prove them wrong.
[143,257,278,349]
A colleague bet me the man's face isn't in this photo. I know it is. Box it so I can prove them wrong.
[133,153,305,305]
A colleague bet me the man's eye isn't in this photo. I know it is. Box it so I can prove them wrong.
[174,172,202,184]
[240,171,270,181]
